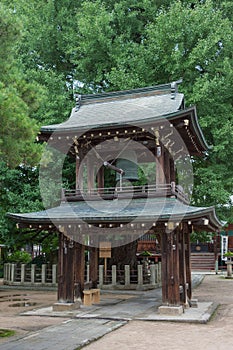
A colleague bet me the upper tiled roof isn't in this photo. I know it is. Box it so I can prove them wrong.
[41,82,184,133]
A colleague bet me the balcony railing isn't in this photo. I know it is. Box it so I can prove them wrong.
[62,182,189,204]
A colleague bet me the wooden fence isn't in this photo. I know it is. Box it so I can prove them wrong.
[3,262,162,290]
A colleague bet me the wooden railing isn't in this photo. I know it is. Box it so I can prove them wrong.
[62,182,189,204]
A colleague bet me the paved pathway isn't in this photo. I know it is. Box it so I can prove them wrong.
[0,274,214,350]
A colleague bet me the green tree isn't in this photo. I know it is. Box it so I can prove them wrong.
[0,4,41,167]
[1,0,232,258]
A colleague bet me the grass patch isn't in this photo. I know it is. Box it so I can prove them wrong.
[0,329,16,338]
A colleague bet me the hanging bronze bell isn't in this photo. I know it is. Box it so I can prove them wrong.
[116,150,139,182]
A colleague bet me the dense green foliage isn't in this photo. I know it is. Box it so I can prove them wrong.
[0,0,232,253]
[6,250,31,264]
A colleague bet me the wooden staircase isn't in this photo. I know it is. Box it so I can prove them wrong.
[191,253,216,271]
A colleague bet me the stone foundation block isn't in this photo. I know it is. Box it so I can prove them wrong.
[53,301,80,311]
[190,299,198,308]
[158,305,183,315]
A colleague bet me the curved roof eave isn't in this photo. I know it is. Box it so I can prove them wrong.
[7,198,223,231]
[189,106,210,151]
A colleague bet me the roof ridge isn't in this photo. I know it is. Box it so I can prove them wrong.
[75,80,182,106]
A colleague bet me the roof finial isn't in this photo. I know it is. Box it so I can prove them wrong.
[75,94,82,111]
[171,79,183,99]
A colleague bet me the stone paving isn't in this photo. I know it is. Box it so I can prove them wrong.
[0,274,216,350]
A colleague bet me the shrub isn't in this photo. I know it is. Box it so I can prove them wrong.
[6,250,31,264]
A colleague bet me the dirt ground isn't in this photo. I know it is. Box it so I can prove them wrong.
[0,285,67,343]
[0,274,233,349]
[84,274,233,350]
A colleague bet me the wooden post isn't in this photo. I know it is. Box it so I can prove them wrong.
[97,165,105,193]
[156,145,165,185]
[186,227,192,300]
[170,229,180,305]
[75,156,80,191]
[161,228,180,306]
[163,149,171,184]
[58,232,64,301]
[89,247,98,288]
[57,232,75,303]
[160,230,168,304]
[170,157,175,183]
[74,241,85,300]
[87,156,95,193]
[52,264,57,285]
[179,225,188,306]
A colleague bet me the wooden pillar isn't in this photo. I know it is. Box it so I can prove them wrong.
[74,241,85,299]
[170,157,175,183]
[87,156,95,193]
[160,230,168,304]
[77,154,84,191]
[89,247,99,288]
[58,232,64,301]
[179,224,188,306]
[163,149,171,184]
[185,227,192,300]
[97,165,104,193]
[57,232,75,303]
[75,156,80,191]
[170,228,180,305]
[161,227,180,305]
[156,145,165,185]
